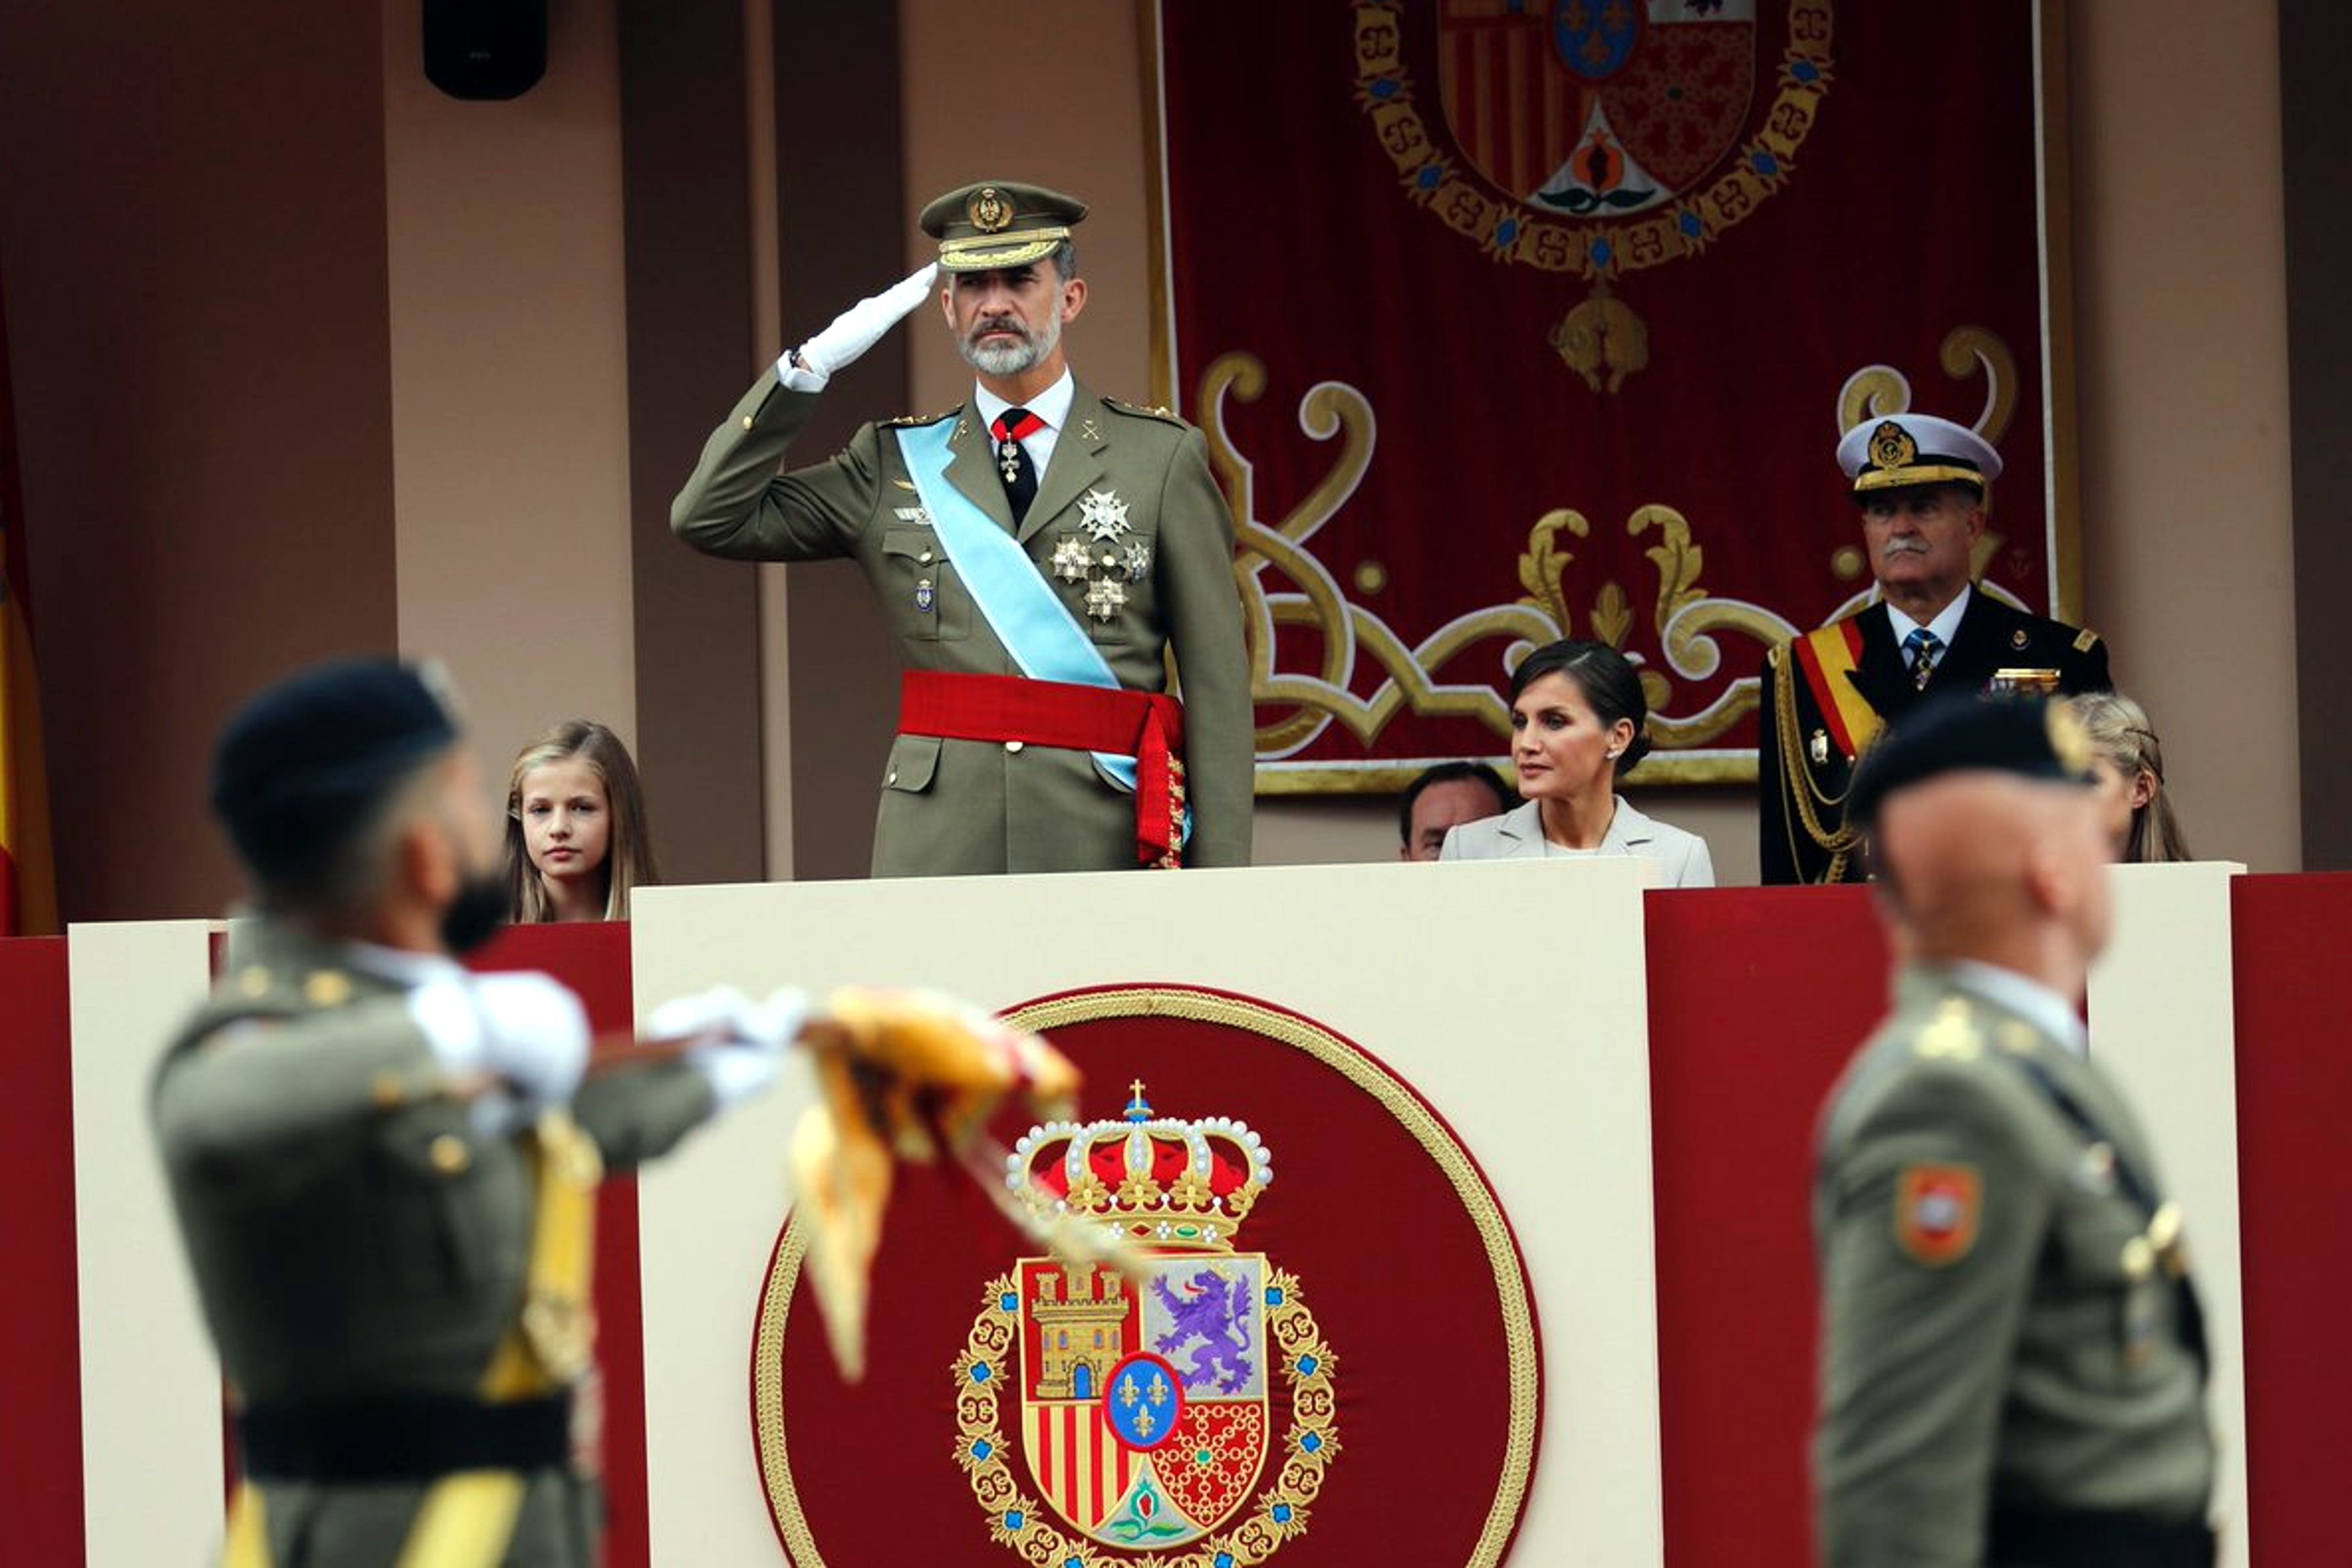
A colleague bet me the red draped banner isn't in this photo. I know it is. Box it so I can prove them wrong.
[1152,1,2069,790]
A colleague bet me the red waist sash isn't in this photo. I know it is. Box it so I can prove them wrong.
[897,671,1188,869]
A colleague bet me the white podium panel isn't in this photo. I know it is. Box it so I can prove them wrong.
[631,859,1662,1566]
[2087,862,2248,1567]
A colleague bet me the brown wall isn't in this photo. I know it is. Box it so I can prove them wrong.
[0,1,401,922]
[0,1,2312,925]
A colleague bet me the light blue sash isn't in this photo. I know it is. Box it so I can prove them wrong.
[897,419,1140,798]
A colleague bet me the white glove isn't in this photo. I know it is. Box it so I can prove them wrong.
[778,263,939,389]
[645,985,812,1112]
[409,971,590,1134]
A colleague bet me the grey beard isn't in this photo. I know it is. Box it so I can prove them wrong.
[959,314,1060,378]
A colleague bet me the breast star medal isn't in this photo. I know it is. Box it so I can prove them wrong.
[1086,577,1127,621]
[1076,487,1130,542]
[1052,536,1091,583]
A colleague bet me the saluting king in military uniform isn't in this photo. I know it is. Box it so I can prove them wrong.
[1760,413,2111,884]
[671,181,1253,876]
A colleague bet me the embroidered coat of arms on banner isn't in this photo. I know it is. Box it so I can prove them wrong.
[1154,2,2071,790]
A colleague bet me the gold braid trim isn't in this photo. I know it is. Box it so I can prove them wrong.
[1771,646,1863,883]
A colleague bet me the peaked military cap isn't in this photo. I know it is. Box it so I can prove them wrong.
[210,658,462,885]
[918,181,1087,273]
[1838,412,2003,498]
[1848,694,2096,831]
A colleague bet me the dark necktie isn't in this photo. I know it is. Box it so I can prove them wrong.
[990,407,1044,523]
[1905,627,1943,692]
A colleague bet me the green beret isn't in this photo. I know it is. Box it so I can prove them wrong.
[210,658,460,887]
[1847,695,2097,830]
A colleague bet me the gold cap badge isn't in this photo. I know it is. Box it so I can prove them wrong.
[918,180,1090,273]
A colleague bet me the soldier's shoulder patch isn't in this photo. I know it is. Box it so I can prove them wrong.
[1894,1163,1982,1266]
[1102,395,1187,426]
[880,409,956,429]
[2073,627,2100,652]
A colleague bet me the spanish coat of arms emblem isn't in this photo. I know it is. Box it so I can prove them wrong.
[952,1082,1338,1565]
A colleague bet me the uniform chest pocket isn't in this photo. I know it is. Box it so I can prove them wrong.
[1041,522,1158,646]
[2046,1188,2170,1386]
[371,1124,524,1299]
[882,529,969,642]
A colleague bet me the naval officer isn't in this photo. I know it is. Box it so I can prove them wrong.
[1812,697,2214,1565]
[672,181,1252,875]
[1760,413,2111,884]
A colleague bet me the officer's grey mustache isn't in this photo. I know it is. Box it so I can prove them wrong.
[1881,538,1930,556]
[968,314,1032,346]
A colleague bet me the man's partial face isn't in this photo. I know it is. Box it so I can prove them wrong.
[942,263,1072,378]
[1860,484,1984,603]
[1402,777,1506,862]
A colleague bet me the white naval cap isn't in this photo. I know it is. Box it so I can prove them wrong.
[1836,413,2002,498]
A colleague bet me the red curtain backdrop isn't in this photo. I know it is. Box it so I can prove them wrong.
[0,270,59,932]
[1157,1,2059,788]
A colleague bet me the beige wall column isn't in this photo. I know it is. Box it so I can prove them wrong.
[382,0,639,806]
[2071,0,2299,872]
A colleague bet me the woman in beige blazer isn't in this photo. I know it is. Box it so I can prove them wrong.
[1439,639,1714,888]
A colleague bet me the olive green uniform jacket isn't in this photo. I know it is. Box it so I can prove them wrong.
[153,921,717,1567]
[1812,967,2213,1566]
[671,370,1253,875]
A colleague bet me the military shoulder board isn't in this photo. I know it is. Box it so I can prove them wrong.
[1102,395,1186,426]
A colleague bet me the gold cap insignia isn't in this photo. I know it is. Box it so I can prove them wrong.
[1869,420,1918,472]
[968,186,1012,233]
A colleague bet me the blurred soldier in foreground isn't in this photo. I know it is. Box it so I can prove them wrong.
[154,659,1079,1566]
[1812,698,2214,1567]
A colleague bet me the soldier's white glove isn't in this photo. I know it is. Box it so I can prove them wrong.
[645,985,812,1112]
[777,263,939,390]
[409,971,591,1135]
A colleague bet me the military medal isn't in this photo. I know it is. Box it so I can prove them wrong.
[914,578,935,613]
[1077,487,1130,541]
[2071,1141,2118,1195]
[999,437,1023,485]
[1809,728,1830,765]
[1052,536,1090,583]
[1123,540,1152,580]
[1086,577,1126,621]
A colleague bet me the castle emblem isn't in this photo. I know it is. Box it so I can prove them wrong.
[953,1082,1338,1565]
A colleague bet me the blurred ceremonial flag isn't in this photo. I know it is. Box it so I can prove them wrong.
[1,276,58,935]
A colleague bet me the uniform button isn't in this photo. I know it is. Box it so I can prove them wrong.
[742,415,755,429]
[369,1072,406,1110]
[428,1134,471,1176]
[886,768,899,785]
[919,549,934,564]
[304,971,353,1007]
[1005,741,1025,754]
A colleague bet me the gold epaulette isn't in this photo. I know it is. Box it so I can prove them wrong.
[1102,395,1186,426]
[880,409,956,429]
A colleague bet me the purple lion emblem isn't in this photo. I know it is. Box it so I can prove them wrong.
[1151,1267,1256,1394]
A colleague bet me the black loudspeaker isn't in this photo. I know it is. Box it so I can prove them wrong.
[423,0,548,101]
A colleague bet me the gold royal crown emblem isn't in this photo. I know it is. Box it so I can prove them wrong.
[1003,1079,1273,1251]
